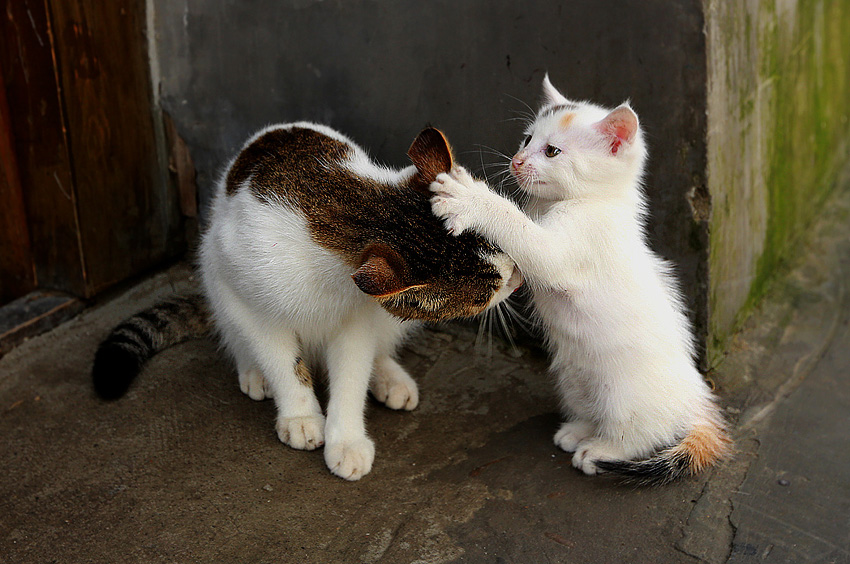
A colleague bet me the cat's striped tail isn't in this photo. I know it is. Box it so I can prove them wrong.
[595,419,731,486]
[92,294,209,400]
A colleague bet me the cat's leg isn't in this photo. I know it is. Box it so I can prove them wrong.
[370,355,419,411]
[554,420,596,453]
[259,330,324,451]
[215,317,271,401]
[234,342,272,401]
[230,316,324,450]
[322,314,386,481]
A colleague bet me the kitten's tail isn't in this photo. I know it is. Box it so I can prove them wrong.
[595,418,731,486]
[92,294,209,400]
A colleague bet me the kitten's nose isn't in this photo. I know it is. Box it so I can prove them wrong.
[511,156,524,170]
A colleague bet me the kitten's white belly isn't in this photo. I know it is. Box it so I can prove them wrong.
[533,282,710,432]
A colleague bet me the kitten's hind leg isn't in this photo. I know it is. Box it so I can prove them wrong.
[572,437,629,476]
[554,420,596,453]
[370,356,419,411]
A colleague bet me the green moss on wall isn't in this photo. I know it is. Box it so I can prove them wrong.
[707,0,850,359]
[748,0,850,309]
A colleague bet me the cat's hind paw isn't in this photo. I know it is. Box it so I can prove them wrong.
[276,414,325,450]
[554,420,595,453]
[324,438,376,481]
[572,438,627,476]
[239,368,271,401]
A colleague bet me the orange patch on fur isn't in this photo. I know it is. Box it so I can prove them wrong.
[675,423,731,474]
[559,112,576,129]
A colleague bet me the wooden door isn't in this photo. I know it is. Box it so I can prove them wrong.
[0,0,183,303]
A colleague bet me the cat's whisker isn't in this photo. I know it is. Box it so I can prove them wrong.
[494,302,520,355]
[502,300,536,333]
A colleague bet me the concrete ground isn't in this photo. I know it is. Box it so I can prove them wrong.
[3,185,850,564]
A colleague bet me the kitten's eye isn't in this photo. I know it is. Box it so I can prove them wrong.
[545,145,562,158]
[522,135,531,148]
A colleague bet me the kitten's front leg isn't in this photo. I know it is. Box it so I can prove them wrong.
[430,166,496,236]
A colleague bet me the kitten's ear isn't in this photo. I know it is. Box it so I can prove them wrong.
[541,73,568,106]
[408,127,454,185]
[352,243,411,297]
[593,105,639,156]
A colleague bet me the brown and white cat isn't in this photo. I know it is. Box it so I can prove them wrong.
[92,123,521,481]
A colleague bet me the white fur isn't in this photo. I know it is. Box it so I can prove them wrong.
[431,80,721,475]
[200,122,511,480]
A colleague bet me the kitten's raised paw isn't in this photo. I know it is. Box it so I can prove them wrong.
[371,363,419,411]
[572,438,626,476]
[239,368,270,401]
[430,196,470,236]
[324,438,375,481]
[554,420,595,453]
[276,414,325,450]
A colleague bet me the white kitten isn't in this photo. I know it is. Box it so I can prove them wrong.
[430,76,729,483]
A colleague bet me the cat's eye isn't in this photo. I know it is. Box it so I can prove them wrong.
[522,135,531,148]
[545,145,562,158]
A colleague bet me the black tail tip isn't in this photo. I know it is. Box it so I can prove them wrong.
[594,458,687,486]
[92,344,142,400]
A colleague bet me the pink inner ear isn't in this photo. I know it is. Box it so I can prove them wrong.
[597,107,638,155]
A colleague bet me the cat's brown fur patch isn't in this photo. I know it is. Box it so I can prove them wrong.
[225,126,505,322]
[294,357,312,388]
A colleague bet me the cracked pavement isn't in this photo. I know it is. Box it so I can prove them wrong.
[2,185,849,563]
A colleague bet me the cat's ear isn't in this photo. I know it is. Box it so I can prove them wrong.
[408,127,454,185]
[352,243,412,297]
[593,105,639,156]
[541,73,568,106]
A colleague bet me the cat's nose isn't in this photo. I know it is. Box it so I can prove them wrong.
[511,156,524,170]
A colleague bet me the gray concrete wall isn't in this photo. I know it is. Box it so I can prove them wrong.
[151,1,709,349]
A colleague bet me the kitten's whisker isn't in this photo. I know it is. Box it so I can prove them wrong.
[472,144,513,161]
[504,93,537,120]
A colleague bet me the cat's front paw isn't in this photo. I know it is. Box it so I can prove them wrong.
[324,438,376,481]
[371,360,419,411]
[239,368,271,401]
[554,420,596,453]
[572,438,626,476]
[276,414,325,450]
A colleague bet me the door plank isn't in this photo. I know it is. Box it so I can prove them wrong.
[49,0,182,295]
[0,0,87,297]
[0,69,36,304]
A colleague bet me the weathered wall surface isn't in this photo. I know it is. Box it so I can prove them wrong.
[151,0,711,348]
[706,0,850,353]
